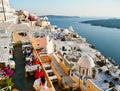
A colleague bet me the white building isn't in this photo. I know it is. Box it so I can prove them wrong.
[77,54,95,77]
[36,17,50,27]
[0,0,17,23]
[0,0,15,12]
[0,22,14,66]
[55,40,80,56]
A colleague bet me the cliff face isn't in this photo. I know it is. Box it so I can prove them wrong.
[81,19,120,29]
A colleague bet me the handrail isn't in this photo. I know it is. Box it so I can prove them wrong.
[50,63,61,86]
[31,41,55,91]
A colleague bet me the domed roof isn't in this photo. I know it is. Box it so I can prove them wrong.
[77,54,95,69]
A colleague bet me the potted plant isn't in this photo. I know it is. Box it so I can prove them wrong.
[98,68,102,73]
[109,81,115,88]
[0,66,14,90]
[104,80,108,83]
[92,68,96,79]
[0,78,14,90]
[119,74,120,77]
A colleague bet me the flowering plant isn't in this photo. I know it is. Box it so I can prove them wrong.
[0,65,14,79]
[0,66,14,89]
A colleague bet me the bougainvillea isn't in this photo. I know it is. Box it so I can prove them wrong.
[0,65,14,79]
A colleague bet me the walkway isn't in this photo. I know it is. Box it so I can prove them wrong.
[51,55,67,76]
[12,44,35,91]
[50,54,76,87]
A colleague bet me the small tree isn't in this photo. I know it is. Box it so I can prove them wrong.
[96,61,106,67]
[92,68,96,79]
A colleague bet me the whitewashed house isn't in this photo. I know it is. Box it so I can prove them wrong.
[0,22,15,67]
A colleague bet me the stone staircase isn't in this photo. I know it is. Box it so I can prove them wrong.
[43,63,57,82]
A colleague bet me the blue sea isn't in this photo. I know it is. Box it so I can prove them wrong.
[49,17,120,66]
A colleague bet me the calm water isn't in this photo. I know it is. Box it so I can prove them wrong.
[49,17,120,66]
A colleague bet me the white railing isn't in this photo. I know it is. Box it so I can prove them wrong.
[0,86,11,91]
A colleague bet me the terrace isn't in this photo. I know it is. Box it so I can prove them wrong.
[91,69,120,91]
[0,37,13,65]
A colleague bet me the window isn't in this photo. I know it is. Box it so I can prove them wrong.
[36,44,40,49]
[0,30,6,33]
[18,32,27,36]
[74,47,76,50]
[82,69,85,75]
[79,67,81,73]
[62,46,65,51]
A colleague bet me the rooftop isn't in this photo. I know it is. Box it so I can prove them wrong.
[91,69,120,91]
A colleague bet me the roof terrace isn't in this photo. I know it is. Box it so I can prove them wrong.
[91,69,120,91]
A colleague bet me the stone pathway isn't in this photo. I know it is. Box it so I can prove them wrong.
[51,54,76,87]
[12,44,35,91]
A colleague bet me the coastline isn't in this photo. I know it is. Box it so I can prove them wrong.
[49,17,120,67]
[0,1,120,90]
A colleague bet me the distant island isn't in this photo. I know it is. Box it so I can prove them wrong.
[80,18,120,29]
[39,15,80,18]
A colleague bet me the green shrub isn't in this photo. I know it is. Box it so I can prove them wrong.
[0,78,14,89]
[97,61,106,67]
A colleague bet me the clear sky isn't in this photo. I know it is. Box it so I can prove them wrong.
[9,0,120,17]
